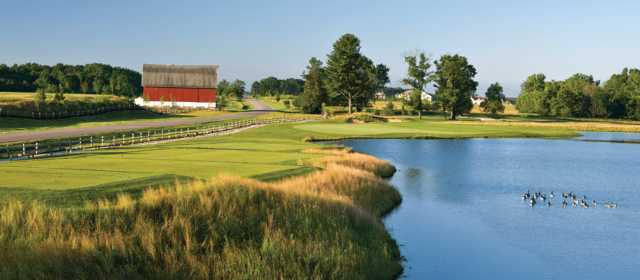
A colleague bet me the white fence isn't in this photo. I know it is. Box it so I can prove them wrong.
[1,115,319,161]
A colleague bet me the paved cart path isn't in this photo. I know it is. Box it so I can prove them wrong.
[0,99,275,143]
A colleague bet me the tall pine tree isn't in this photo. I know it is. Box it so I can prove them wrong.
[300,57,327,114]
[325,34,378,114]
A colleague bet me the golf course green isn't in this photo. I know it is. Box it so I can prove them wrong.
[0,119,576,207]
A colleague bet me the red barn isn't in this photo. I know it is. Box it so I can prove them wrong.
[136,64,218,109]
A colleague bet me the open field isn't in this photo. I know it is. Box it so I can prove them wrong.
[0,117,592,278]
[0,119,577,205]
[258,95,300,112]
[470,103,520,115]
[0,110,230,134]
[0,92,120,104]
[294,119,578,140]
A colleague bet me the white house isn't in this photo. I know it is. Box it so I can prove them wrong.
[471,96,486,105]
[396,90,433,103]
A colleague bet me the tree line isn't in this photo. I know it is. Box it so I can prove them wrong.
[216,79,246,110]
[250,77,304,97]
[516,69,640,119]
[297,33,488,119]
[297,34,390,114]
[0,63,142,97]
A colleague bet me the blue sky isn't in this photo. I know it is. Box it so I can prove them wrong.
[1,0,639,96]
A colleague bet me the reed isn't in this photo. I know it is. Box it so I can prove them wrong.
[305,148,397,178]
[0,154,402,279]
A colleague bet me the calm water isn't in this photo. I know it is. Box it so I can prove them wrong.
[342,133,640,279]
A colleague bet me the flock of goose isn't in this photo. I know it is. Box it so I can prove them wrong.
[521,191,618,209]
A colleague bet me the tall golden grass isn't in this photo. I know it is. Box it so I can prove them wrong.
[304,148,397,178]
[0,154,402,279]
[456,119,640,133]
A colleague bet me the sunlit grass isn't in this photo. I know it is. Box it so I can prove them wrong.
[0,155,402,279]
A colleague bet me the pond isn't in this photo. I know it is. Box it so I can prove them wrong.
[341,132,640,279]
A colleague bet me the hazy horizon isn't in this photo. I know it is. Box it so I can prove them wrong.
[2,0,639,97]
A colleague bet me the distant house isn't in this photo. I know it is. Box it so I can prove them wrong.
[396,90,433,103]
[134,64,218,109]
[374,91,386,100]
[471,96,486,105]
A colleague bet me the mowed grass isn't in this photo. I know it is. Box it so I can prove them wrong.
[0,124,321,207]
[293,119,578,139]
[0,92,118,104]
[0,119,576,207]
[0,109,229,134]
[258,95,299,112]
[0,118,582,278]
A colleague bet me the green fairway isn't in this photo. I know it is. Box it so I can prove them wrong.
[0,123,321,206]
[0,117,580,277]
[292,119,578,139]
[0,118,576,207]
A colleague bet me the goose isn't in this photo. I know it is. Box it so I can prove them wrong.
[529,198,537,207]
[592,200,597,208]
[550,192,555,199]
[547,201,552,207]
[561,200,568,208]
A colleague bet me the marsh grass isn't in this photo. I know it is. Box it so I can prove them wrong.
[304,148,397,178]
[0,154,402,279]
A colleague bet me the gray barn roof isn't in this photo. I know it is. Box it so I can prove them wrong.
[142,64,218,89]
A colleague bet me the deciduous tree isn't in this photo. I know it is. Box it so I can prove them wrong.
[402,52,434,118]
[480,82,505,115]
[434,54,478,120]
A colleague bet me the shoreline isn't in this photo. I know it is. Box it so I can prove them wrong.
[0,147,405,279]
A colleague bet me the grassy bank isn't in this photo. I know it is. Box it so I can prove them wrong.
[0,151,402,279]
[294,119,578,141]
[0,119,576,195]
[0,117,586,278]
[0,110,230,134]
[258,95,300,112]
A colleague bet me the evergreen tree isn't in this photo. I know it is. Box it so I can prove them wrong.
[300,57,327,114]
[325,34,377,114]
